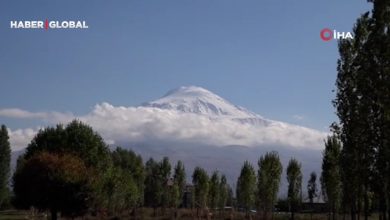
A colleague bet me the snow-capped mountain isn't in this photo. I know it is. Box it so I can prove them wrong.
[143,86,258,118]
[142,86,271,126]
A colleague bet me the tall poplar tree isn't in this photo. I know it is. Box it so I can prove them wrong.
[192,167,209,217]
[333,1,390,219]
[208,171,220,210]
[366,1,390,219]
[173,160,186,207]
[321,136,341,220]
[286,158,302,220]
[0,125,11,208]
[218,175,228,210]
[257,151,283,220]
[236,161,256,216]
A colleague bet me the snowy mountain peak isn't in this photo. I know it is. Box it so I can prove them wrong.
[142,86,260,118]
[163,86,215,98]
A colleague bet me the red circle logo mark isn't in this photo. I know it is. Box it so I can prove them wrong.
[320,28,333,41]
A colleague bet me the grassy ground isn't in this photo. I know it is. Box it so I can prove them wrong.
[0,210,46,220]
[0,209,382,220]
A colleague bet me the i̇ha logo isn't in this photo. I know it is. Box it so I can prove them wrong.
[320,28,353,41]
[10,19,88,30]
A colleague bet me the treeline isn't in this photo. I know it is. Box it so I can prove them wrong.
[0,120,324,220]
[0,121,236,219]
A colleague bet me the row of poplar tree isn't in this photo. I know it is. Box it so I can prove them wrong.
[322,0,390,220]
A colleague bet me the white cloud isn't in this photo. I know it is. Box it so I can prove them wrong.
[8,127,39,151]
[0,108,74,123]
[2,103,327,152]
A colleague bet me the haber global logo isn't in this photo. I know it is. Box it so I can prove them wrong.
[10,20,88,30]
[320,28,353,41]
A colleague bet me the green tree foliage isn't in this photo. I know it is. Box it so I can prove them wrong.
[218,174,228,209]
[159,157,172,212]
[144,157,172,213]
[192,167,209,213]
[13,152,91,220]
[226,185,234,207]
[0,125,11,209]
[334,12,375,219]
[257,151,283,219]
[366,1,390,219]
[95,166,139,215]
[24,120,111,169]
[170,182,181,209]
[13,120,112,217]
[208,171,220,210]
[173,160,186,207]
[333,1,390,218]
[144,158,161,209]
[286,158,302,220]
[110,147,144,211]
[236,161,256,214]
[321,136,341,220]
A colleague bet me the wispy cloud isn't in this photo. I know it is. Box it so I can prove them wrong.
[0,108,74,123]
[293,114,305,121]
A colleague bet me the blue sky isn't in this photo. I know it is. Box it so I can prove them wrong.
[0,0,371,131]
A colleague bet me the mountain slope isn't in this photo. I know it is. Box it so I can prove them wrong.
[139,86,325,146]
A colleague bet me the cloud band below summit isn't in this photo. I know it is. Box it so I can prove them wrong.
[2,102,327,151]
